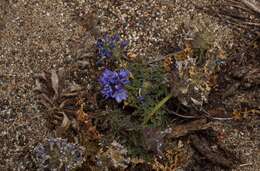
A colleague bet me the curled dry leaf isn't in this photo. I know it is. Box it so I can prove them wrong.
[34,69,100,140]
[34,68,65,108]
[170,40,220,108]
[51,69,60,100]
[56,112,71,136]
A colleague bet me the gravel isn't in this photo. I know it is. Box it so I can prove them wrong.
[0,0,258,170]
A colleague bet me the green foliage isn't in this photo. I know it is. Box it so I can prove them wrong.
[94,59,172,161]
[126,60,171,127]
[93,48,178,165]
[94,108,154,160]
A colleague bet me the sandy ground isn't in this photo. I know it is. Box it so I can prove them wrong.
[0,0,259,170]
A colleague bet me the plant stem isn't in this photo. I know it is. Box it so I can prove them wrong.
[143,93,173,125]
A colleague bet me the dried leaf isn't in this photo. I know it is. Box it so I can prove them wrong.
[34,79,42,92]
[60,112,71,130]
[34,69,100,140]
[232,110,243,120]
[34,69,77,110]
[56,112,71,136]
[39,94,53,109]
[75,105,101,140]
[127,52,138,60]
[51,69,60,100]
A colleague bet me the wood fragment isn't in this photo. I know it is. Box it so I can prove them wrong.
[168,119,210,139]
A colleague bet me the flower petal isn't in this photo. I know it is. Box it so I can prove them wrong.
[118,69,130,84]
[101,85,113,98]
[111,34,120,42]
[96,39,104,48]
[112,88,128,103]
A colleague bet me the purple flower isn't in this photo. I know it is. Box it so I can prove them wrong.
[112,87,128,103]
[99,69,130,103]
[96,33,128,59]
[99,69,118,85]
[118,69,130,84]
[111,34,120,42]
[96,39,104,48]
[101,84,113,98]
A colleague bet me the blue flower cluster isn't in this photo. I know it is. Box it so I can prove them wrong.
[99,69,130,103]
[96,33,128,58]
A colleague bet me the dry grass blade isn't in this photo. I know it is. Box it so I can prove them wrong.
[241,0,260,14]
[244,68,260,84]
[202,0,260,37]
